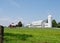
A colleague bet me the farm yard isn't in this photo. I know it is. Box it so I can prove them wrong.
[4,27,60,43]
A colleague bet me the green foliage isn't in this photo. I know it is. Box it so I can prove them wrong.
[52,19,57,27]
[4,27,60,43]
[4,33,32,41]
[57,22,60,28]
[17,21,22,27]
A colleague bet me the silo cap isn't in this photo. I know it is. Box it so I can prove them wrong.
[48,15,52,17]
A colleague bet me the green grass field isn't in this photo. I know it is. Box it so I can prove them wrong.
[4,27,60,43]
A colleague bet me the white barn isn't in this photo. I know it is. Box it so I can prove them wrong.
[26,15,52,28]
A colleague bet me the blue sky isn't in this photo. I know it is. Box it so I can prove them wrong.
[0,0,60,26]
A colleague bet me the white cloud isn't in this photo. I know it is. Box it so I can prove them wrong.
[0,17,10,26]
[9,17,23,24]
[0,18,10,21]
[0,17,23,26]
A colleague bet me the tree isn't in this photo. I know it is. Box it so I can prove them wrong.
[57,22,60,28]
[17,21,22,27]
[52,19,57,27]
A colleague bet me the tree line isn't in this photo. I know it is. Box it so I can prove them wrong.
[9,21,23,27]
[52,19,60,28]
[8,19,60,28]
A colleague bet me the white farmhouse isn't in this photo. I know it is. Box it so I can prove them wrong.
[26,15,52,28]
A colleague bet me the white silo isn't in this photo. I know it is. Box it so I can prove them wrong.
[48,15,52,27]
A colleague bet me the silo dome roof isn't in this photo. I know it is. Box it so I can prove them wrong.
[48,15,52,17]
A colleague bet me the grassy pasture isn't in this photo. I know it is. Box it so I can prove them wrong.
[4,27,60,43]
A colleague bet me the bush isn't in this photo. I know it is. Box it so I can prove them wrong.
[52,19,57,27]
[57,22,60,28]
[17,21,22,27]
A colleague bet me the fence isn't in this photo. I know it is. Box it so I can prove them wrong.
[0,26,4,43]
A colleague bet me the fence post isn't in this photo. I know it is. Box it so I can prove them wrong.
[0,25,4,43]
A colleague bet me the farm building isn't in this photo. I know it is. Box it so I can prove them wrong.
[26,15,52,28]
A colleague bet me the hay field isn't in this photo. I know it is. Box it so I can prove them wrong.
[4,27,60,43]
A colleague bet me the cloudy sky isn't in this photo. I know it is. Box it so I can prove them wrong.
[0,0,60,26]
